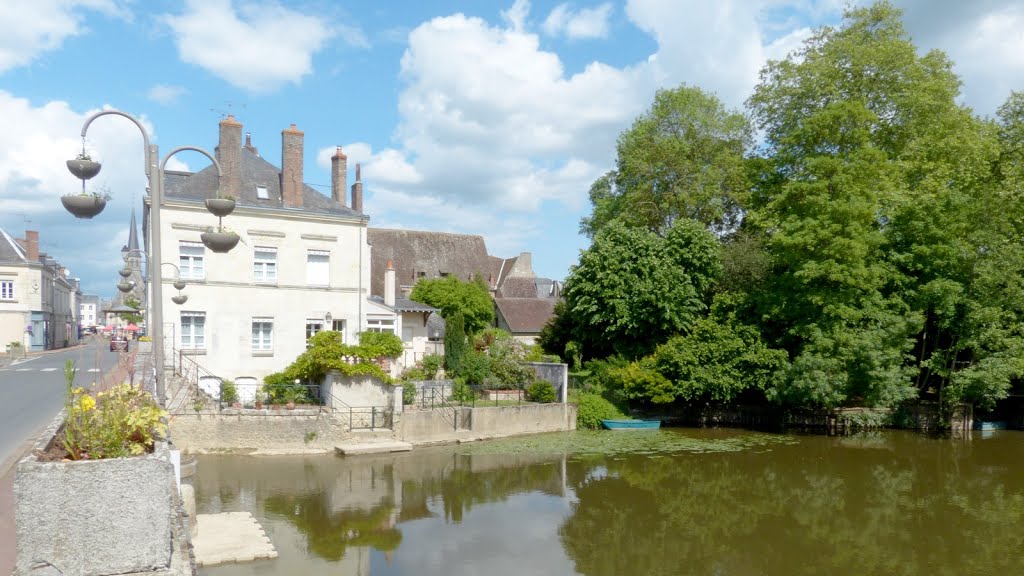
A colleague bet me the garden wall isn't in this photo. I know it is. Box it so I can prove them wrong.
[322,371,400,411]
[524,362,568,402]
[395,403,577,444]
[168,409,348,452]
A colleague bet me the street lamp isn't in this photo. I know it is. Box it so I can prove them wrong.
[65,109,234,405]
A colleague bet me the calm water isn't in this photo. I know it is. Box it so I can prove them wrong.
[194,428,1024,576]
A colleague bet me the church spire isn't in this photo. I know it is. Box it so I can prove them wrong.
[128,207,139,252]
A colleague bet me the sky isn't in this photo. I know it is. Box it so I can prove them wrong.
[0,0,1022,299]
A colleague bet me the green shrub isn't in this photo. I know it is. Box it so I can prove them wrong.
[458,349,490,385]
[220,379,238,405]
[451,377,474,404]
[421,353,443,379]
[402,367,427,381]
[527,379,556,403]
[575,392,627,429]
[262,372,313,404]
[402,381,417,405]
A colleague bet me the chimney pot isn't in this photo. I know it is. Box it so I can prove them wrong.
[331,145,348,206]
[351,163,363,213]
[25,230,39,262]
[217,116,243,198]
[281,124,304,208]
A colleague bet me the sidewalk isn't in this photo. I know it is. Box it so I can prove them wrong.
[0,347,138,576]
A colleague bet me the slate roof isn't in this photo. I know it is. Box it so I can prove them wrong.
[495,298,556,333]
[162,148,364,218]
[497,276,540,298]
[393,298,438,313]
[368,228,494,301]
[0,229,27,263]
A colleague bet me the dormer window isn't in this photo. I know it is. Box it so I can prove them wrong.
[255,185,269,199]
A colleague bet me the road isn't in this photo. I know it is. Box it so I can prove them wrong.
[0,339,121,472]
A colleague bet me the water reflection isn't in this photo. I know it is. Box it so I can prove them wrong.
[195,429,1024,576]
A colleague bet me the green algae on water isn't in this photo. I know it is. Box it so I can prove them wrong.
[455,429,798,457]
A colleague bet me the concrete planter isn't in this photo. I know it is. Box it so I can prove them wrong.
[200,230,240,253]
[138,340,153,353]
[14,413,176,576]
[60,195,107,219]
[204,197,236,217]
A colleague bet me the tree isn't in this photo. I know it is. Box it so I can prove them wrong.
[561,219,721,360]
[410,274,494,334]
[119,296,143,325]
[581,85,751,238]
[444,312,467,374]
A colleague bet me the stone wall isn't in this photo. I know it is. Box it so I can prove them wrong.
[524,362,568,402]
[395,403,576,445]
[322,371,399,410]
[169,409,350,452]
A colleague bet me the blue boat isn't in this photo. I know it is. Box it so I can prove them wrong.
[973,421,1007,431]
[601,419,661,430]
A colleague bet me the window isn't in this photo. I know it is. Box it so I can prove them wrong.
[305,319,324,342]
[306,250,330,285]
[366,318,395,334]
[252,318,273,351]
[402,326,414,343]
[255,185,269,200]
[332,319,346,341]
[180,312,206,349]
[179,242,205,279]
[253,247,277,282]
[0,281,13,300]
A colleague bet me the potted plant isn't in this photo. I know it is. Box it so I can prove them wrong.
[204,193,236,218]
[61,185,111,219]
[200,225,240,253]
[66,152,101,180]
[14,361,176,575]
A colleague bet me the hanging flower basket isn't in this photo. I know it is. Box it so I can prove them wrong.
[61,195,107,219]
[171,294,188,305]
[200,230,240,253]
[117,281,134,293]
[119,267,132,278]
[172,279,186,290]
[66,157,102,180]
[205,197,236,218]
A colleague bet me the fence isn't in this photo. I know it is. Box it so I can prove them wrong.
[416,382,529,409]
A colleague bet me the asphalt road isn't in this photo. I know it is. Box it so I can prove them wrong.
[0,338,121,472]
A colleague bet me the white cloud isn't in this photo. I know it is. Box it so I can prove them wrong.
[542,3,613,39]
[0,91,160,295]
[147,84,189,105]
[162,0,335,92]
[501,0,531,33]
[0,0,122,73]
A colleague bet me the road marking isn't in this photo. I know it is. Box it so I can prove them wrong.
[87,368,101,373]
[16,368,31,371]
[41,368,57,372]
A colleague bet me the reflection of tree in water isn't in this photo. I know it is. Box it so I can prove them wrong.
[559,438,1024,576]
[401,459,565,524]
[264,493,402,563]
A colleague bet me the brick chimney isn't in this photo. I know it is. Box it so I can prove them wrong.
[385,260,396,307]
[281,124,304,208]
[244,132,259,156]
[351,163,363,213]
[216,115,243,199]
[24,230,39,262]
[331,147,347,207]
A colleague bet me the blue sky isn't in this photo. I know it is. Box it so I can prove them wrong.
[1,0,1022,298]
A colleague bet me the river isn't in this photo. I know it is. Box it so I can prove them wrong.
[194,428,1024,575]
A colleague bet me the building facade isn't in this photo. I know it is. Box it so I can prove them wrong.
[0,229,80,352]
[146,117,371,382]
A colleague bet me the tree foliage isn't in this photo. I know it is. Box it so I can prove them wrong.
[561,219,721,360]
[444,312,467,374]
[581,85,751,238]
[410,274,494,334]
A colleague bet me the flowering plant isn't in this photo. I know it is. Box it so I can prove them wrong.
[62,360,167,460]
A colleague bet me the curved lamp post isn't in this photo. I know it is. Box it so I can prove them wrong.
[65,109,233,404]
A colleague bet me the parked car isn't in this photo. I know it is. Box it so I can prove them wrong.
[110,336,129,352]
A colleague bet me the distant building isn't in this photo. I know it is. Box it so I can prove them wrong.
[79,294,100,329]
[0,228,80,351]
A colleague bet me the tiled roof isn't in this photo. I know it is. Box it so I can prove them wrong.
[494,298,556,334]
[498,276,540,298]
[368,228,493,301]
[163,149,363,218]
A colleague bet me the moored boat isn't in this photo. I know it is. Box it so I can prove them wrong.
[601,419,661,430]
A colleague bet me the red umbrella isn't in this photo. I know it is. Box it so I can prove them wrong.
[125,323,139,331]
[103,324,114,332]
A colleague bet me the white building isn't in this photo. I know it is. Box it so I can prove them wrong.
[146,117,374,382]
[0,229,80,352]
[79,294,99,329]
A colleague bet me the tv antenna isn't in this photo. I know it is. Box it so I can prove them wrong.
[210,101,247,120]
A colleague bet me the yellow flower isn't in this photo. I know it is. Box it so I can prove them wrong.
[78,395,96,412]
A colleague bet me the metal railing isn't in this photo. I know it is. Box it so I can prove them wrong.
[417,383,527,409]
[320,386,394,430]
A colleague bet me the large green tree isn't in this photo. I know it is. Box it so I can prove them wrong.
[410,274,494,334]
[559,218,721,360]
[581,85,751,238]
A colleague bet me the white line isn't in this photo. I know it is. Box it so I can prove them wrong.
[41,368,57,372]
[16,368,32,372]
[87,368,101,373]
